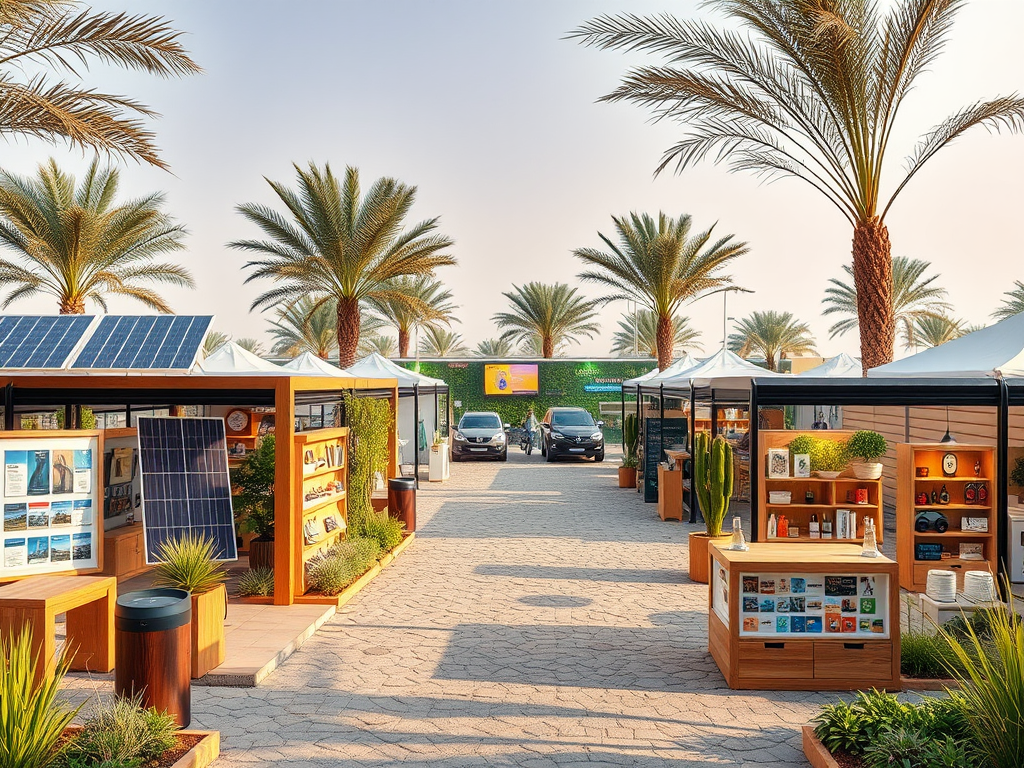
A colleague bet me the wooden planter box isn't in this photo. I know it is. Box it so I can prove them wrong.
[617,467,637,488]
[62,728,219,768]
[802,726,840,768]
[192,584,226,679]
[247,538,274,570]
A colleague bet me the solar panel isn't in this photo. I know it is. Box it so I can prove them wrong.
[137,417,237,564]
[0,315,94,368]
[72,315,213,370]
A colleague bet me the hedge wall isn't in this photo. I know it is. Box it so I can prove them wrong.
[401,359,655,442]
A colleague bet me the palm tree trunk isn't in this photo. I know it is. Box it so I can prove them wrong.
[59,297,86,314]
[542,336,554,358]
[852,217,895,374]
[336,297,361,368]
[655,314,673,370]
[398,328,410,359]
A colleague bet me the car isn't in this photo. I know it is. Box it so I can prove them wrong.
[451,411,509,461]
[539,407,604,462]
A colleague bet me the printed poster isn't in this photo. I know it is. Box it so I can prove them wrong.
[72,499,92,526]
[73,449,93,493]
[27,502,49,529]
[51,449,74,494]
[72,532,92,561]
[26,536,49,565]
[50,500,72,526]
[3,502,26,531]
[50,534,71,562]
[4,537,25,567]
[4,451,28,497]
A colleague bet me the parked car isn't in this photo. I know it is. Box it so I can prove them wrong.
[539,407,604,462]
[451,411,509,461]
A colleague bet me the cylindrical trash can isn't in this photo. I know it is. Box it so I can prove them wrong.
[388,477,416,532]
[115,588,192,727]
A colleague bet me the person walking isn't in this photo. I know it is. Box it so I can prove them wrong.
[521,408,539,455]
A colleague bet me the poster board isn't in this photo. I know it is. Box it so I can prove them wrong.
[0,430,102,578]
[642,417,689,503]
[102,429,143,531]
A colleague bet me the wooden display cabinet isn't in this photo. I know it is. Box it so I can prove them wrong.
[657,464,684,521]
[101,525,147,581]
[709,542,900,691]
[292,428,348,595]
[896,443,997,592]
[757,431,883,543]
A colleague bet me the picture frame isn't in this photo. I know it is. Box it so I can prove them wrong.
[767,448,790,478]
[793,453,811,478]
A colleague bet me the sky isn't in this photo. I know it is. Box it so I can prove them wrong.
[4,0,1024,361]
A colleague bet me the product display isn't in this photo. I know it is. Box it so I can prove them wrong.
[915,510,949,533]
[942,452,958,476]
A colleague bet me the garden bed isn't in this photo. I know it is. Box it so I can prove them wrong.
[296,531,415,608]
[61,728,219,768]
[802,726,853,768]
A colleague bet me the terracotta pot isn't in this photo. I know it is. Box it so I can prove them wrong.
[247,537,275,570]
[191,583,226,679]
[688,532,730,584]
[617,466,637,488]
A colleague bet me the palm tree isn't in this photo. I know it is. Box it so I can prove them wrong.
[235,338,265,356]
[993,281,1024,320]
[361,334,397,358]
[910,315,964,349]
[0,1,200,169]
[269,297,388,360]
[0,158,193,313]
[610,309,702,358]
[232,163,456,367]
[418,326,467,357]
[202,331,230,357]
[822,257,951,346]
[366,275,457,358]
[492,282,600,358]
[518,334,565,357]
[574,212,746,369]
[728,311,816,372]
[475,338,514,357]
[572,4,1024,372]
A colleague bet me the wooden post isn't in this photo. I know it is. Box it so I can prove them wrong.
[387,386,399,482]
[273,379,296,605]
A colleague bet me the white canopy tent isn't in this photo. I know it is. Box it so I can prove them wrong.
[281,352,352,377]
[622,365,660,392]
[648,348,779,394]
[869,313,1024,378]
[798,353,862,378]
[197,342,294,375]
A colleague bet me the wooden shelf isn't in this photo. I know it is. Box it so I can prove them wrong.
[303,527,342,551]
[302,463,346,481]
[766,503,878,509]
[913,504,990,511]
[915,476,990,482]
[293,427,350,596]
[913,530,991,539]
[766,477,836,484]
[302,492,346,516]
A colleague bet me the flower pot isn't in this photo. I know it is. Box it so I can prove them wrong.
[851,461,883,480]
[191,583,226,679]
[688,532,730,584]
[247,537,274,570]
[618,466,637,488]
[814,470,842,479]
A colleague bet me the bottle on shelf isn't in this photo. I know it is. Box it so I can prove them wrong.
[768,513,777,538]
[777,515,789,538]
[861,518,880,557]
[822,514,833,539]
[808,513,820,539]
[939,485,950,505]
[805,488,815,504]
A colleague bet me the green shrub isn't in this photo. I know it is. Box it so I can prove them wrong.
[305,537,382,596]
[901,631,962,678]
[847,430,888,462]
[787,435,815,458]
[0,628,80,768]
[59,693,176,768]
[813,438,849,472]
[153,532,226,595]
[361,511,405,553]
[233,435,276,540]
[236,567,275,597]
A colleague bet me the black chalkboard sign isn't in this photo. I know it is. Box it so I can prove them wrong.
[643,417,688,503]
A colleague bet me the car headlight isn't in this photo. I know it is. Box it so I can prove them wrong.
[591,432,603,440]
[492,432,505,443]
[453,432,466,442]
[551,432,564,440]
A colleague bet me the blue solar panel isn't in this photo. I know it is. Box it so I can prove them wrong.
[0,316,94,368]
[138,417,237,564]
[72,315,213,370]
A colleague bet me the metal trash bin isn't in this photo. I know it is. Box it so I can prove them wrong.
[388,477,416,532]
[115,588,192,727]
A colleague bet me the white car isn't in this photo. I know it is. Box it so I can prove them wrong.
[451,412,510,461]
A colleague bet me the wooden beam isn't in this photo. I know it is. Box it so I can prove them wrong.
[273,379,296,605]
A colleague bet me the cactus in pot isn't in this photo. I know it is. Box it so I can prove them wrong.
[622,413,639,468]
[693,431,734,537]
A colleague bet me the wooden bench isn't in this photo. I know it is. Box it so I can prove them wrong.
[0,575,116,681]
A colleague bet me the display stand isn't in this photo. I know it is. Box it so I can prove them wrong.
[99,427,148,581]
[709,542,900,691]
[757,430,883,544]
[293,428,348,595]
[657,464,683,521]
[896,442,998,592]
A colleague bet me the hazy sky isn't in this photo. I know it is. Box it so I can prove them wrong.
[5,0,1024,361]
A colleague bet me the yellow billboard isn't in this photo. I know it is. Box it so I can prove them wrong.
[484,364,539,396]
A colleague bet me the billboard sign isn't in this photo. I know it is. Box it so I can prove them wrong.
[484,364,539,396]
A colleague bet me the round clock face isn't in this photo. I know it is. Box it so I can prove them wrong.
[942,452,958,476]
[226,410,249,433]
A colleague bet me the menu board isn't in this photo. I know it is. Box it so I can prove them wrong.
[1,433,101,577]
[739,571,888,638]
[642,417,688,503]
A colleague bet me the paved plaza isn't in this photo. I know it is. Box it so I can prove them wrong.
[174,450,839,767]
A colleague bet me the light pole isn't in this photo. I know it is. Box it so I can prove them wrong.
[713,286,754,350]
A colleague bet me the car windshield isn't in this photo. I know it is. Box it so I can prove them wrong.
[551,411,595,427]
[460,415,501,430]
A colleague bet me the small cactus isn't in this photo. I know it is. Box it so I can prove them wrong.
[622,414,639,467]
[693,432,732,536]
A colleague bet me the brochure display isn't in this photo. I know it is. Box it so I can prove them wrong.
[709,542,899,691]
[294,427,349,595]
[0,430,102,578]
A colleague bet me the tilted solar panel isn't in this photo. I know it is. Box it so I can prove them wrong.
[138,417,237,564]
[0,315,94,368]
[72,315,213,370]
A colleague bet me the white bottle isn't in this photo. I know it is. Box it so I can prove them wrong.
[768,513,777,538]
[808,513,820,539]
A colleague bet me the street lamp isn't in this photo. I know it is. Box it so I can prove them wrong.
[702,286,754,350]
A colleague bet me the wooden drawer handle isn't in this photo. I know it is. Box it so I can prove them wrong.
[764,642,785,649]
[843,643,865,650]
[950,564,962,569]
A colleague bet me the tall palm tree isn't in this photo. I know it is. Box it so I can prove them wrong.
[366,275,457,358]
[361,334,397,358]
[572,3,1024,372]
[475,338,514,357]
[269,297,388,360]
[823,256,952,346]
[910,314,964,349]
[993,281,1024,321]
[235,337,265,356]
[232,163,456,367]
[518,334,566,358]
[418,326,467,357]
[574,212,746,369]
[610,309,702,358]
[728,311,816,372]
[0,158,193,313]
[0,0,200,169]
[492,282,600,358]
[202,331,230,357]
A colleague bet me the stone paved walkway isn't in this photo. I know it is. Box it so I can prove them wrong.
[88,451,846,766]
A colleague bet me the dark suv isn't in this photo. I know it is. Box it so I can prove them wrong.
[540,407,604,462]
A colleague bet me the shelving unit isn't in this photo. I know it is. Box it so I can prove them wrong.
[293,427,349,595]
[896,443,997,592]
[757,430,883,544]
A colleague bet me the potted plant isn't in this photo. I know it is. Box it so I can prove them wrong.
[689,431,733,583]
[619,413,639,488]
[812,438,849,479]
[154,532,227,679]
[1010,455,1024,504]
[847,430,887,479]
[233,434,275,569]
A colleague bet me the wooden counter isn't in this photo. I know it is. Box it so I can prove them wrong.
[708,542,900,691]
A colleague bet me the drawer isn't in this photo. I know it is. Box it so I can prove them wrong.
[813,642,892,679]
[737,640,813,679]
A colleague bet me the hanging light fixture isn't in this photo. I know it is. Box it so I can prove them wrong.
[939,406,956,444]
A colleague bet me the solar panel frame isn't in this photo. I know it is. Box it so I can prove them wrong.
[0,315,95,369]
[137,416,237,564]
[71,315,214,371]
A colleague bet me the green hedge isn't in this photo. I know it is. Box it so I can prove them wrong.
[402,359,655,442]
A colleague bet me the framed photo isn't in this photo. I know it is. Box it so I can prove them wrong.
[767,448,790,478]
[793,453,811,478]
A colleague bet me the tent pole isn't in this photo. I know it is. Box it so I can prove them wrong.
[413,385,420,489]
[620,388,625,452]
[689,383,697,523]
[998,380,1009,583]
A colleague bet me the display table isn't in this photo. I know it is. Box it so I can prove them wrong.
[708,543,899,691]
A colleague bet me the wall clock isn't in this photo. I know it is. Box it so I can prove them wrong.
[226,409,250,434]
[942,452,958,477]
